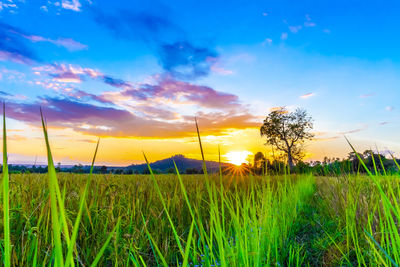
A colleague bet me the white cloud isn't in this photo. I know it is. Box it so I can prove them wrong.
[262,38,272,46]
[289,25,302,33]
[0,1,18,12]
[304,14,316,27]
[360,93,374,98]
[304,22,316,27]
[323,29,331,34]
[386,106,394,112]
[280,32,288,41]
[61,0,81,11]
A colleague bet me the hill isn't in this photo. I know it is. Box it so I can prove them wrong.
[126,154,233,173]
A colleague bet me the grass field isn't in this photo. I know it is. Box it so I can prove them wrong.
[1,172,400,266]
[2,114,400,266]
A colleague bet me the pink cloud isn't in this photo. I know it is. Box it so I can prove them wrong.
[52,71,81,83]
[50,38,87,51]
[20,62,258,138]
[32,64,244,115]
[0,68,25,81]
[33,64,102,85]
[338,125,368,135]
[0,51,34,65]
[210,64,234,75]
[5,97,257,138]
[300,92,315,99]
[23,34,87,51]
[115,76,241,110]
[11,30,87,51]
[314,135,340,141]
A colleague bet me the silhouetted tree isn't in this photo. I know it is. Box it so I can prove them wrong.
[260,107,314,168]
[253,152,266,175]
[185,168,198,174]
[100,165,108,174]
[56,162,61,172]
[72,164,84,173]
[114,169,123,174]
[124,169,133,175]
[253,152,265,168]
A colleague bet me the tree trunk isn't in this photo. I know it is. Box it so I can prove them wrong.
[287,148,294,169]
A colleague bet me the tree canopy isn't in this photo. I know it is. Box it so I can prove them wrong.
[260,107,314,167]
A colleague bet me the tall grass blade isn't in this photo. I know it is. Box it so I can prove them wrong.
[375,145,387,176]
[195,117,207,175]
[141,214,168,267]
[90,218,121,267]
[370,147,378,176]
[182,219,195,267]
[365,230,398,267]
[345,136,399,219]
[2,103,10,267]
[65,139,100,267]
[173,160,196,221]
[40,108,64,266]
[389,152,400,172]
[143,152,184,257]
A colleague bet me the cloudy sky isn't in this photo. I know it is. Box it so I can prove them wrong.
[1,0,399,165]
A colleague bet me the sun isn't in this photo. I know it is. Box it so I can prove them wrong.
[225,150,252,166]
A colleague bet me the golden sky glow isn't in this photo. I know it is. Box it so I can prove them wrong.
[5,118,400,166]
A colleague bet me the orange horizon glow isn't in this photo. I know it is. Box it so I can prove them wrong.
[4,121,400,166]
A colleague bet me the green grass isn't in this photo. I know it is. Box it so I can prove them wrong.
[2,104,10,267]
[1,172,317,266]
[2,110,400,266]
[2,173,400,265]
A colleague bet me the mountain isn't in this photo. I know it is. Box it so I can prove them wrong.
[126,154,233,173]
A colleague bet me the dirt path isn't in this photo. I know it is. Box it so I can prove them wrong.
[287,183,342,266]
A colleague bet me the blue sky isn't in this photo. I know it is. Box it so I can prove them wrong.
[0,0,399,165]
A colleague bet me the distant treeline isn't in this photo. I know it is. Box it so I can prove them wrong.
[0,163,215,175]
[2,150,399,175]
[250,149,400,176]
[1,164,111,174]
[1,165,214,175]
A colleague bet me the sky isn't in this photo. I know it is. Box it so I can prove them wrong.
[0,0,400,166]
